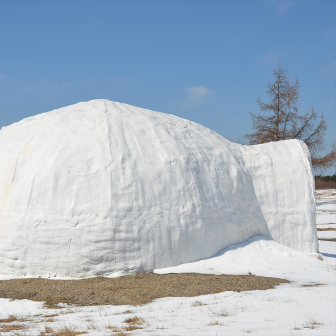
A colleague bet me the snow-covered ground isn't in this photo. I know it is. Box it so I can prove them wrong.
[0,190,335,336]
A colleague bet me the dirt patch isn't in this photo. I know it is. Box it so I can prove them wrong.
[318,238,336,242]
[0,273,289,307]
[302,284,324,287]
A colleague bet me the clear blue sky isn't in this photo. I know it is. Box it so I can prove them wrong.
[0,0,335,173]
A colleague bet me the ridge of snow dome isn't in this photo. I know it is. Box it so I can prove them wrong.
[0,99,317,278]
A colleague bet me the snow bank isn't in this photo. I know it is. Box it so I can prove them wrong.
[156,236,332,284]
[0,100,317,278]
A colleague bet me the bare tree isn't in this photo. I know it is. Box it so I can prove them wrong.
[244,61,335,170]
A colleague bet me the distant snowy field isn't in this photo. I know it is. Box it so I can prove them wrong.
[0,190,335,336]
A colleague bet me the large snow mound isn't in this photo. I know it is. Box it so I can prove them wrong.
[0,99,317,278]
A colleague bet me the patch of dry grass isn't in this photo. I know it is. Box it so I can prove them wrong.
[39,326,87,336]
[121,310,132,314]
[43,314,58,318]
[302,317,323,329]
[124,316,144,325]
[85,319,102,332]
[123,316,146,331]
[319,238,336,242]
[0,323,26,333]
[208,307,231,317]
[107,316,147,334]
[192,300,205,306]
[108,326,130,335]
[0,273,289,307]
[0,315,21,323]
[208,319,225,326]
[109,330,128,336]
[243,328,253,333]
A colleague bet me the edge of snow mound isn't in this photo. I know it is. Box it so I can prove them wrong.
[242,139,318,253]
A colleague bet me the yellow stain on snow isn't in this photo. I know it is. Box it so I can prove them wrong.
[21,143,32,154]
[21,131,40,154]
[0,162,15,232]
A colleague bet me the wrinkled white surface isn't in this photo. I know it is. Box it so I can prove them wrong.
[0,99,317,277]
[0,190,334,336]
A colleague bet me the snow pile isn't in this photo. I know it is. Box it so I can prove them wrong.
[156,235,333,285]
[0,99,317,278]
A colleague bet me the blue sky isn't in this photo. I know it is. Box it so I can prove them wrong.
[0,0,335,173]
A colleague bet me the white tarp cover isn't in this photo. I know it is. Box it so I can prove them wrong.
[0,100,317,278]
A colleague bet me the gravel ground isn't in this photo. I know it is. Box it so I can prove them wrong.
[0,273,289,307]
